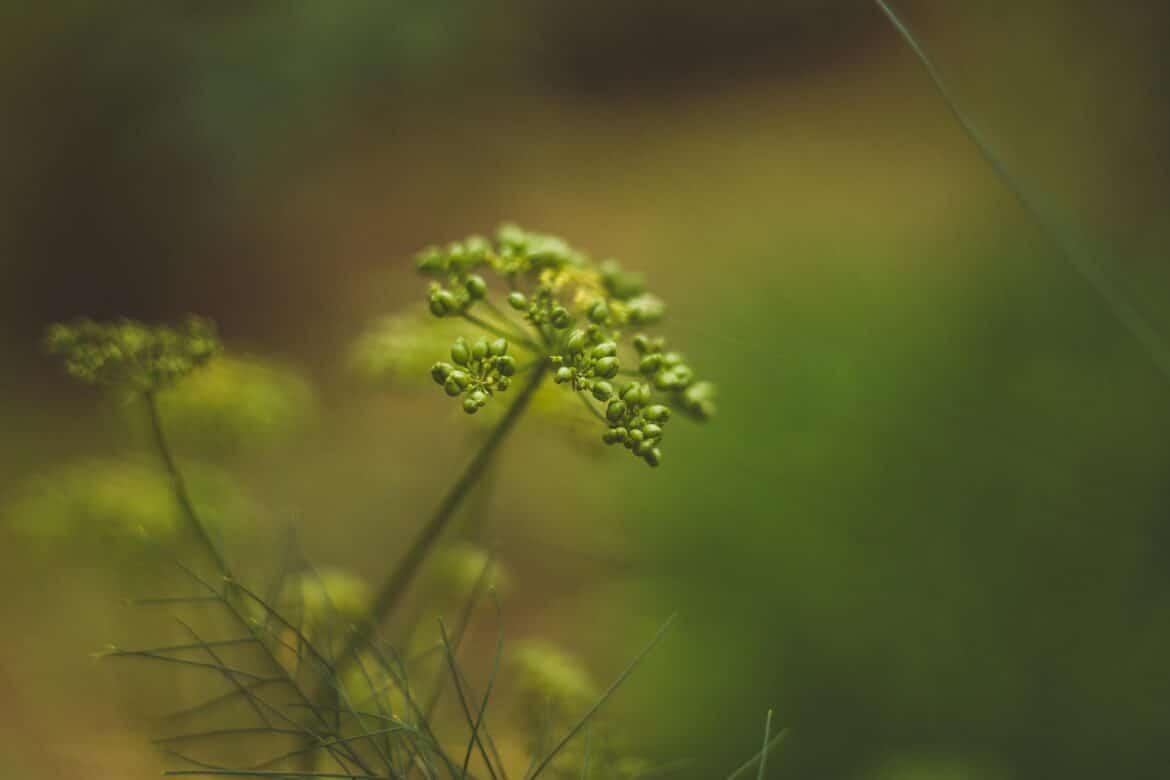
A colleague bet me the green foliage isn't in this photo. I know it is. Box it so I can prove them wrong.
[44,316,220,393]
[3,457,250,552]
[411,223,717,466]
[149,354,317,454]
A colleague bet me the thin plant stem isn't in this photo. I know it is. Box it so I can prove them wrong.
[460,312,540,352]
[145,391,229,576]
[339,358,549,666]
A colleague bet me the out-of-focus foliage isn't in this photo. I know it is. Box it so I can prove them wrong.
[423,543,512,604]
[2,457,252,553]
[349,307,473,388]
[147,354,317,455]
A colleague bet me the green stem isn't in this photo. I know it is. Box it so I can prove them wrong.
[340,358,550,663]
[576,391,608,424]
[144,392,229,577]
[460,312,540,352]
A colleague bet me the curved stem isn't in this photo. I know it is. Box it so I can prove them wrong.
[576,391,608,424]
[144,391,229,577]
[340,358,550,664]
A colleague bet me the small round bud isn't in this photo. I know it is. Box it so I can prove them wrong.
[629,428,645,443]
[444,377,463,397]
[463,397,480,414]
[635,438,655,456]
[671,365,694,387]
[594,356,619,379]
[496,376,511,391]
[591,381,613,401]
[472,338,489,360]
[639,354,662,374]
[592,342,617,358]
[588,299,609,324]
[613,427,629,442]
[449,370,470,389]
[643,404,671,422]
[602,429,620,445]
[497,355,517,376]
[507,292,529,310]
[555,366,573,384]
[654,371,678,390]
[489,338,508,357]
[632,334,650,353]
[606,399,627,423]
[451,338,470,366]
[550,306,571,329]
[662,351,683,367]
[565,330,586,354]
[621,382,647,404]
[644,448,662,467]
[643,423,663,438]
[465,274,488,299]
[431,362,453,385]
[468,390,487,405]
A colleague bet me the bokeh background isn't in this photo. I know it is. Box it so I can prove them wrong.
[3,0,1170,777]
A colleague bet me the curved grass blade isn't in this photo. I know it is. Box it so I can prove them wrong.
[527,613,677,780]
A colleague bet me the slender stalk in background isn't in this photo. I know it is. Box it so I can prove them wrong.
[338,359,549,665]
[145,390,230,577]
[873,0,1170,380]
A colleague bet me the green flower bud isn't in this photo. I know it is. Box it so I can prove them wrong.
[449,370,470,389]
[662,351,683,367]
[671,365,694,387]
[489,338,508,357]
[606,399,627,423]
[632,334,650,353]
[643,423,663,438]
[635,438,655,456]
[497,355,517,376]
[465,274,488,299]
[444,376,463,396]
[639,354,662,374]
[507,291,528,310]
[431,362,453,385]
[644,447,662,467]
[592,342,617,358]
[613,426,629,442]
[471,338,488,361]
[468,390,487,405]
[602,429,620,445]
[643,404,671,422]
[619,381,639,399]
[621,382,648,404]
[594,356,619,379]
[436,289,459,313]
[496,376,511,391]
[463,397,480,414]
[416,247,444,273]
[627,293,666,323]
[629,428,645,443]
[591,381,613,401]
[550,306,571,329]
[654,371,678,390]
[451,338,470,366]
[555,366,573,384]
[565,329,586,354]
[588,299,609,324]
[429,297,447,317]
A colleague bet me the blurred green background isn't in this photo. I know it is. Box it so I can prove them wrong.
[3,1,1170,777]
